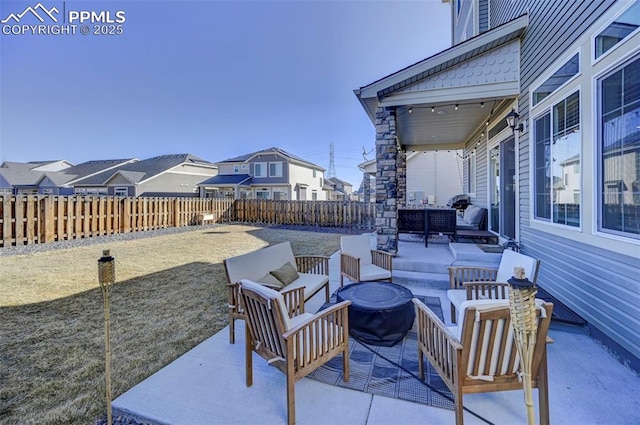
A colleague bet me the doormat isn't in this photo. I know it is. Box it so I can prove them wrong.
[476,244,504,254]
[308,295,454,410]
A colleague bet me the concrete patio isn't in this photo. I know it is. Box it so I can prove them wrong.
[113,239,640,425]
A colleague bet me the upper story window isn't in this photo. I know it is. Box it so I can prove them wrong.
[313,169,317,178]
[595,1,640,59]
[532,53,580,106]
[268,162,283,177]
[597,55,640,238]
[533,91,581,228]
[254,162,267,178]
[114,187,128,197]
[233,165,239,173]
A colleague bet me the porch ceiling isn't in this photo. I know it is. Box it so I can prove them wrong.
[354,14,527,150]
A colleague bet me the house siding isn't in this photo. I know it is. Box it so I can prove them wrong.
[138,165,217,197]
[479,0,489,33]
[248,154,289,185]
[484,0,639,367]
[289,162,325,201]
[406,151,464,206]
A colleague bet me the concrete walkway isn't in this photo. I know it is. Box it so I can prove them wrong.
[113,241,640,425]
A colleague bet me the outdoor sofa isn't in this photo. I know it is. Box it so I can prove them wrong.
[223,241,330,343]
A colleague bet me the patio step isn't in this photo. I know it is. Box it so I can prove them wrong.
[448,242,502,265]
[392,269,449,290]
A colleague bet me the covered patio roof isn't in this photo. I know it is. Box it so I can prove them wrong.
[354,14,528,150]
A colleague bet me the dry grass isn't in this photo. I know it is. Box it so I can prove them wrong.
[0,224,347,425]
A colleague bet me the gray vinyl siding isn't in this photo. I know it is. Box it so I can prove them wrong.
[249,154,289,185]
[479,0,489,32]
[486,0,638,365]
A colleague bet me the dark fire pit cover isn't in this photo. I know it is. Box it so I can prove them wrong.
[336,282,414,347]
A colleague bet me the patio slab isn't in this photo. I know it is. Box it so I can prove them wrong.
[113,242,640,425]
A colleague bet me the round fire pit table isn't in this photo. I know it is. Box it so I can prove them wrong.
[336,282,414,347]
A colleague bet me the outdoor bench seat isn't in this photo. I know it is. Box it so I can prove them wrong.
[223,241,330,344]
[455,204,488,231]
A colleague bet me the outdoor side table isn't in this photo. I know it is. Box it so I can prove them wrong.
[336,282,415,347]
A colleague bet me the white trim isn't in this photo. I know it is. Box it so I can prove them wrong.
[591,0,640,65]
[529,49,581,110]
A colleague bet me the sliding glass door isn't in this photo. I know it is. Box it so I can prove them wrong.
[489,136,516,239]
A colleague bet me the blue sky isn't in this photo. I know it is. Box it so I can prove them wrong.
[0,0,451,187]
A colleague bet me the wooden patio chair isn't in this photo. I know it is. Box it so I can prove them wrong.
[447,249,541,323]
[239,279,351,425]
[413,298,553,425]
[340,234,393,286]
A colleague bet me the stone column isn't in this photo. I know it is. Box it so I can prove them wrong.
[397,148,407,207]
[363,171,370,203]
[375,107,398,254]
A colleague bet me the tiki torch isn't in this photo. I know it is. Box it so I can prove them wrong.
[98,250,115,425]
[508,266,538,425]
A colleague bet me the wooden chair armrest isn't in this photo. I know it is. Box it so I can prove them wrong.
[463,282,509,300]
[281,286,306,316]
[227,282,240,311]
[447,266,498,290]
[372,250,393,272]
[413,299,462,389]
[295,255,330,275]
[340,252,360,286]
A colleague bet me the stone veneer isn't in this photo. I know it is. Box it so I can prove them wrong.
[375,107,400,254]
[362,170,370,204]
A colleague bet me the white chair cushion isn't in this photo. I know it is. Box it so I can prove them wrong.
[285,273,328,298]
[496,249,538,282]
[359,263,391,282]
[240,279,292,330]
[447,289,468,313]
[341,235,373,266]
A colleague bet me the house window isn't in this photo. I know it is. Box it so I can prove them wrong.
[233,165,239,173]
[254,162,267,177]
[465,152,476,194]
[595,1,640,59]
[268,162,283,177]
[532,53,580,106]
[597,55,640,237]
[273,188,287,200]
[533,91,581,227]
[255,188,270,199]
[313,169,317,178]
[114,187,128,197]
[312,191,317,201]
[42,189,53,195]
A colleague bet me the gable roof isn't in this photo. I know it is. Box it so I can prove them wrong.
[72,154,215,186]
[218,147,325,171]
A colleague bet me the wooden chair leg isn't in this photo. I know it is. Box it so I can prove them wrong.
[450,303,457,324]
[342,350,350,382]
[538,351,550,425]
[454,390,464,425]
[245,323,253,387]
[417,350,424,381]
[286,373,295,425]
[340,274,344,287]
[229,317,235,344]
[325,283,330,302]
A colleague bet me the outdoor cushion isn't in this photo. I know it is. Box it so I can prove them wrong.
[270,262,300,286]
[341,235,373,266]
[495,249,538,283]
[284,272,329,299]
[257,272,284,289]
[359,263,392,282]
[463,205,484,226]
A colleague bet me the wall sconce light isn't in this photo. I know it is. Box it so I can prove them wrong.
[431,106,435,113]
[455,104,459,110]
[408,107,413,114]
[506,108,524,133]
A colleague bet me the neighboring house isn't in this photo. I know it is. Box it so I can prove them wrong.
[325,177,354,201]
[0,159,138,195]
[354,0,639,371]
[72,154,217,197]
[358,151,464,206]
[199,147,326,201]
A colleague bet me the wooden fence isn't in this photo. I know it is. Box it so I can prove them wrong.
[234,199,375,229]
[0,196,234,247]
[0,196,375,247]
